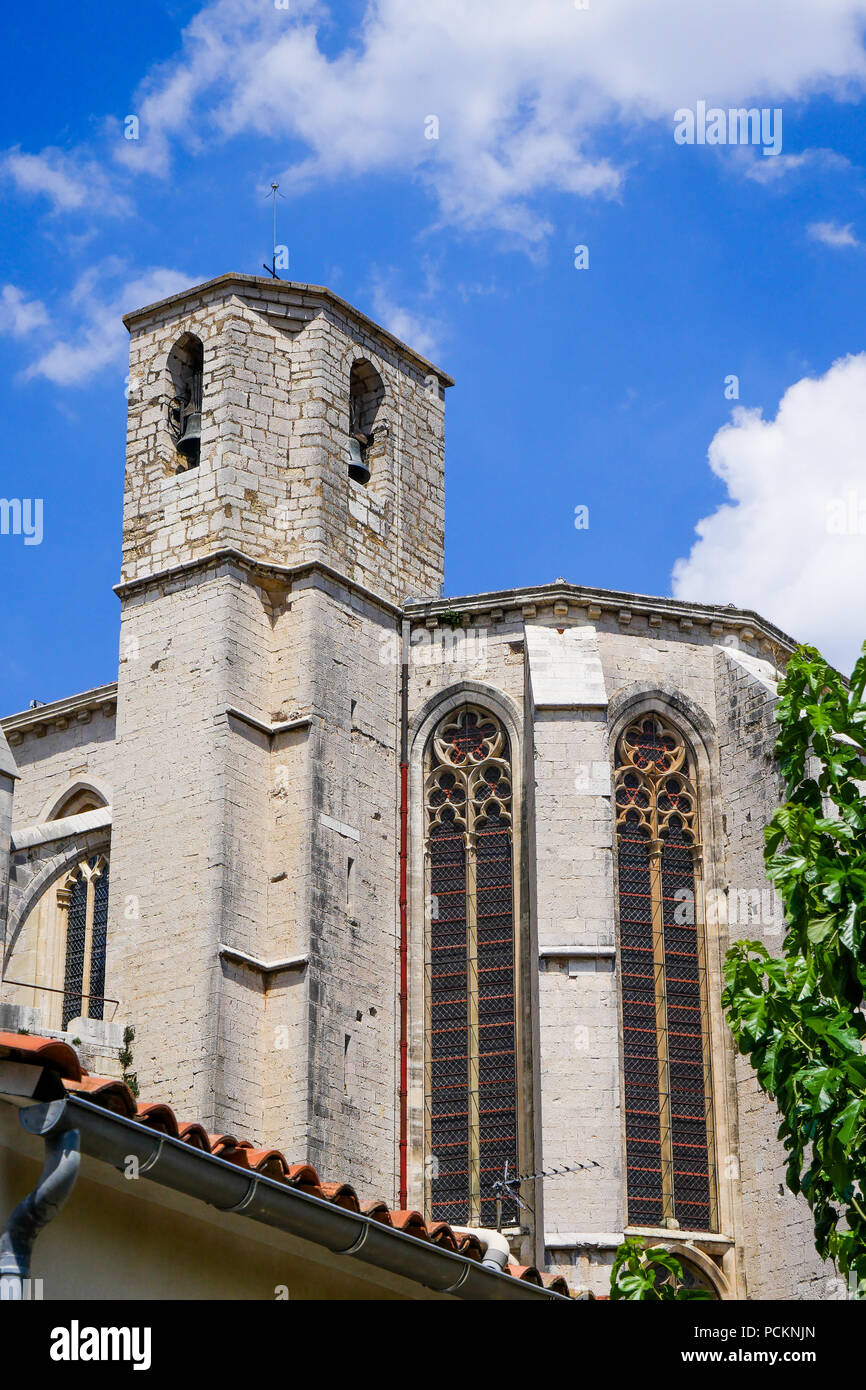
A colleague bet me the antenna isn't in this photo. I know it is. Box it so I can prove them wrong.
[489,1156,603,1230]
[263,180,286,280]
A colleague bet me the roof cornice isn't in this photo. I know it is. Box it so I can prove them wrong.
[113,548,404,618]
[1,684,118,740]
[121,273,454,387]
[405,580,798,656]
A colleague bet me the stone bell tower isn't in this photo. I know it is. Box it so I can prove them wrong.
[106,275,451,1191]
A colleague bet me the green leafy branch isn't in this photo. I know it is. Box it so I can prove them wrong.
[723,641,866,1285]
[610,1237,712,1300]
[119,1023,139,1099]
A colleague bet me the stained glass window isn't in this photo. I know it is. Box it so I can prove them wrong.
[614,715,717,1232]
[424,706,519,1227]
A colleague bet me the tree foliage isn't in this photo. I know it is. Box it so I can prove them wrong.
[609,1237,712,1300]
[722,641,866,1286]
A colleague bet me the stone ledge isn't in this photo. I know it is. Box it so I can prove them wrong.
[545,1232,623,1250]
[223,707,312,739]
[114,548,404,619]
[219,943,308,978]
[538,945,616,959]
[406,582,798,655]
[2,684,118,738]
[12,806,112,852]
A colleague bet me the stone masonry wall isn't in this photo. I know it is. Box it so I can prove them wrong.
[2,265,830,1300]
[123,278,447,607]
[3,708,117,828]
[292,581,401,1196]
[108,560,273,1133]
[714,647,837,1298]
[404,605,819,1295]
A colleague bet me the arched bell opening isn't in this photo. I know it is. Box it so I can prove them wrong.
[167,333,204,472]
[348,359,384,485]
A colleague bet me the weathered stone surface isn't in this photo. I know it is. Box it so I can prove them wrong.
[0,275,827,1300]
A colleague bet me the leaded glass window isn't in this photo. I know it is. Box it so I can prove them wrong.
[614,714,717,1231]
[61,873,88,1030]
[424,706,519,1227]
[60,855,109,1030]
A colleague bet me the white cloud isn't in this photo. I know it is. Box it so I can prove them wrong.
[1,147,131,217]
[12,0,866,243]
[150,0,866,238]
[740,147,851,184]
[808,219,861,247]
[23,265,196,386]
[672,353,866,672]
[368,283,443,362]
[0,285,50,337]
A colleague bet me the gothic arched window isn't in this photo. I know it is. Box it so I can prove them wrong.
[424,706,519,1227]
[614,714,717,1232]
[60,855,110,1029]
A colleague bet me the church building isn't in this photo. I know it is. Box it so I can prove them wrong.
[0,273,835,1299]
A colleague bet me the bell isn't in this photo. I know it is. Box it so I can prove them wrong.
[348,434,370,485]
[176,409,201,461]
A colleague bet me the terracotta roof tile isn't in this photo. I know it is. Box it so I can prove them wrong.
[136,1102,180,1138]
[318,1181,361,1212]
[0,1031,82,1082]
[177,1121,211,1150]
[209,1136,254,1167]
[453,1230,484,1261]
[285,1163,324,1197]
[64,1076,137,1118]
[245,1148,290,1180]
[389,1210,429,1240]
[541,1272,571,1295]
[426,1221,458,1252]
[0,1031,573,1296]
[360,1200,394,1226]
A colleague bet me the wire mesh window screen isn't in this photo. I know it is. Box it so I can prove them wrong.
[89,860,109,1023]
[425,706,519,1227]
[614,715,717,1232]
[60,856,110,1030]
[61,872,88,1030]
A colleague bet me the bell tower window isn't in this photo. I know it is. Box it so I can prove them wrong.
[167,333,203,473]
[348,359,384,485]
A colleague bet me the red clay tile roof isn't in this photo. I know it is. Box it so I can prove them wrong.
[0,1030,82,1081]
[0,1031,572,1296]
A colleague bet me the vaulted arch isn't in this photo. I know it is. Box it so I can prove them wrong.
[3,847,111,1032]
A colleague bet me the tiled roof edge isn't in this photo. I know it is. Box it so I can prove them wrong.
[0,1033,571,1300]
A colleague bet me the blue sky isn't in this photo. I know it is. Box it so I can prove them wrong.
[2,0,866,713]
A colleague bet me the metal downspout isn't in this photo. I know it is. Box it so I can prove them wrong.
[0,1100,80,1298]
[398,615,410,1210]
[2,1096,567,1300]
